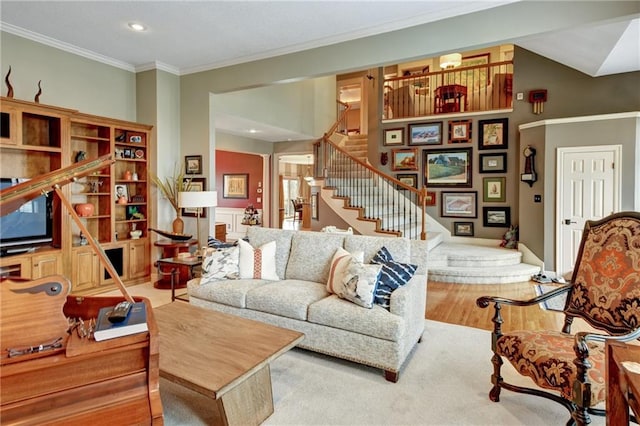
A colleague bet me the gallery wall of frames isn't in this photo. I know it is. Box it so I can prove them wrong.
[382,117,512,237]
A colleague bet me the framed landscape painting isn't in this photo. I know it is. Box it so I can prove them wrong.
[483,206,511,227]
[396,173,418,189]
[441,191,477,218]
[424,148,472,188]
[409,122,442,145]
[392,148,418,171]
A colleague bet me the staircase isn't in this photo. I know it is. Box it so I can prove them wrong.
[318,128,541,284]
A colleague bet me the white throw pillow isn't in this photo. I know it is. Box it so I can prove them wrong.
[327,247,381,308]
[238,239,279,280]
[200,246,239,285]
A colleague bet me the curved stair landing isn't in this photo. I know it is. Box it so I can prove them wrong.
[428,243,541,284]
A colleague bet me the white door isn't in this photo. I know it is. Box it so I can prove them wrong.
[556,145,621,275]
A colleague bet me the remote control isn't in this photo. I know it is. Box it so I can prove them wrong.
[107,301,132,323]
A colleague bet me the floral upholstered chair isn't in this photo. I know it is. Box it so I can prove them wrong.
[477,211,640,425]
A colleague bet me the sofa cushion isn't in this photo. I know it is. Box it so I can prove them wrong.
[200,246,239,284]
[308,295,404,341]
[344,235,411,264]
[238,239,279,280]
[327,247,381,308]
[371,246,417,310]
[247,227,295,280]
[246,280,329,321]
[286,232,346,283]
[188,278,271,308]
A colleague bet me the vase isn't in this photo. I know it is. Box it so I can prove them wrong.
[75,203,94,217]
[172,217,184,234]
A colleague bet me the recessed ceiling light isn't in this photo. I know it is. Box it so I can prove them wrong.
[128,22,146,32]
[248,129,259,134]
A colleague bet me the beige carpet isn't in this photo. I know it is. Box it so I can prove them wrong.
[159,319,606,426]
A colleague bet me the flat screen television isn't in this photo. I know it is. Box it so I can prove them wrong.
[0,177,54,256]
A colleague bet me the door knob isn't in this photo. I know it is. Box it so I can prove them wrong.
[564,219,576,225]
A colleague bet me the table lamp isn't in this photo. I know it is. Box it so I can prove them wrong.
[178,191,218,255]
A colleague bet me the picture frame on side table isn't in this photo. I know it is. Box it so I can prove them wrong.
[441,191,477,218]
[479,153,507,173]
[181,177,207,217]
[223,174,249,199]
[424,148,472,188]
[384,128,404,146]
[391,148,418,171]
[453,221,474,237]
[483,206,511,227]
[185,155,202,175]
[483,177,506,202]
[448,120,472,143]
[409,122,442,145]
[478,118,508,150]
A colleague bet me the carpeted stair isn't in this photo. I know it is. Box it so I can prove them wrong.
[428,242,541,284]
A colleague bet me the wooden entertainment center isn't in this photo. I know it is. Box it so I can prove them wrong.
[0,97,152,294]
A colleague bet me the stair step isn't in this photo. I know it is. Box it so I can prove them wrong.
[428,263,541,284]
[429,243,522,267]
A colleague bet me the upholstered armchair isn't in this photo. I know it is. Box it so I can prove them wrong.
[477,211,640,425]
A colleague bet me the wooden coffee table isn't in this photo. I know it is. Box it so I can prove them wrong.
[154,302,304,425]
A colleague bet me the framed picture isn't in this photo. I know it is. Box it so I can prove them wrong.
[311,193,319,220]
[185,155,202,175]
[114,184,129,202]
[126,205,142,220]
[391,148,418,171]
[448,120,472,143]
[479,118,508,150]
[453,221,474,237]
[425,191,436,206]
[424,148,472,188]
[441,191,477,218]
[459,53,490,89]
[483,177,506,202]
[123,148,133,159]
[223,173,249,199]
[396,173,417,189]
[182,177,207,217]
[479,153,507,173]
[409,122,442,145]
[483,206,511,227]
[384,128,404,146]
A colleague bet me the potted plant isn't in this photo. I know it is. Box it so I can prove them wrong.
[150,164,191,234]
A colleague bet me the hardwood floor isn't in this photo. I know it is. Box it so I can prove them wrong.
[426,280,594,333]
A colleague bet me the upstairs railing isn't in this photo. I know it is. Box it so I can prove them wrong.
[314,101,428,240]
[383,60,513,119]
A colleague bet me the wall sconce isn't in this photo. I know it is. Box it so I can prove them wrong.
[520,145,537,187]
[529,89,547,114]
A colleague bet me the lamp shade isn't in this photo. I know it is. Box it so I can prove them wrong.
[440,53,462,69]
[178,191,218,208]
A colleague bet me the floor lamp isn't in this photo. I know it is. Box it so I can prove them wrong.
[178,191,218,255]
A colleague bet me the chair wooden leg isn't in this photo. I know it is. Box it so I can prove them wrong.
[489,353,503,402]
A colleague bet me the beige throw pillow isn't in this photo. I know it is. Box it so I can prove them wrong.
[238,239,279,280]
[327,247,381,308]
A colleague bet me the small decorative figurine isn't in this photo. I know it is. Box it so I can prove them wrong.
[34,80,42,103]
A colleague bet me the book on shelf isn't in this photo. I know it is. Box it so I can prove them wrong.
[94,302,148,342]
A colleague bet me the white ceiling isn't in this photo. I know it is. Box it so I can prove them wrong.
[1,1,638,142]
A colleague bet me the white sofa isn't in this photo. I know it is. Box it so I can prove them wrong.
[187,227,428,382]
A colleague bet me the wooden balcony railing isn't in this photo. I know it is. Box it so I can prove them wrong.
[383,60,513,119]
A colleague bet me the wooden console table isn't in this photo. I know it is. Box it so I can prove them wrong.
[606,340,640,425]
[154,238,198,289]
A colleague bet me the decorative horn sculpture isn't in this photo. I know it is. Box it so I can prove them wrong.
[5,66,13,98]
[34,80,42,103]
